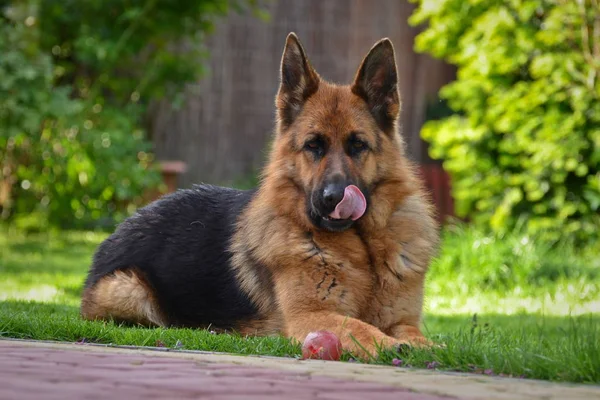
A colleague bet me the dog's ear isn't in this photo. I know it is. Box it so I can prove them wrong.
[276,33,320,129]
[351,38,400,134]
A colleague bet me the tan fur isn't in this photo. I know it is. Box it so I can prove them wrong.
[81,269,166,327]
[229,34,440,358]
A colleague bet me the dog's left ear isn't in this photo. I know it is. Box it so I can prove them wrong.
[351,38,400,134]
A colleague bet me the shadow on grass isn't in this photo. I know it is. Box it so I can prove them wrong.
[0,300,301,358]
[2,300,597,346]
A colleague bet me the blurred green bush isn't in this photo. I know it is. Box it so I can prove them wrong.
[410,0,600,242]
[0,0,261,230]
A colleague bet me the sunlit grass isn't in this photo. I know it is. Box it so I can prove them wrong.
[426,288,599,316]
[0,224,598,383]
[425,224,599,316]
[0,229,105,306]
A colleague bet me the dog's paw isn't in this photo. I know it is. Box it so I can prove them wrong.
[392,337,444,353]
[393,342,413,354]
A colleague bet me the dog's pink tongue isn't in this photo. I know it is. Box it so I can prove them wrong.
[329,185,367,221]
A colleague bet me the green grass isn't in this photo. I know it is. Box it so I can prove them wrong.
[1,225,599,383]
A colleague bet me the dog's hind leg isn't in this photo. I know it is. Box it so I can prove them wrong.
[80,268,166,327]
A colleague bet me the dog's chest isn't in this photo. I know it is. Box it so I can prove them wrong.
[305,233,373,316]
[360,236,421,330]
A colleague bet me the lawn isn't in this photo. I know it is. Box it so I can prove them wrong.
[0,225,598,384]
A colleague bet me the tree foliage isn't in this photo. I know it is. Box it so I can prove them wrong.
[410,0,600,242]
[0,0,259,230]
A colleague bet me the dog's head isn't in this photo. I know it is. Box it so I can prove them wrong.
[268,33,408,232]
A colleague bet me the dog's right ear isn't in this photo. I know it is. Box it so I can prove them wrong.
[276,33,320,129]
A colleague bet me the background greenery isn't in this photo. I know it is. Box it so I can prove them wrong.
[410,0,600,243]
[0,0,260,230]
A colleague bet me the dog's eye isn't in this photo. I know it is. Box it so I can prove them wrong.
[348,139,368,156]
[304,139,325,155]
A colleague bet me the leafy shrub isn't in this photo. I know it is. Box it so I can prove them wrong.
[0,0,261,230]
[410,0,600,242]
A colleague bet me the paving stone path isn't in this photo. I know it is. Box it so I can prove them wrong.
[1,340,598,400]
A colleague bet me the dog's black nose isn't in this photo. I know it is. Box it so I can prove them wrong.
[322,182,345,210]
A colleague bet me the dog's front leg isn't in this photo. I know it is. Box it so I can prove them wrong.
[283,311,406,359]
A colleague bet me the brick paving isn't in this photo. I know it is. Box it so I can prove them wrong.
[0,341,451,400]
[1,340,599,400]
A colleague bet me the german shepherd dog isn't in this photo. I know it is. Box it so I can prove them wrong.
[81,33,439,358]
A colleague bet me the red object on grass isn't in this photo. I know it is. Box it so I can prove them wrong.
[301,331,342,361]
